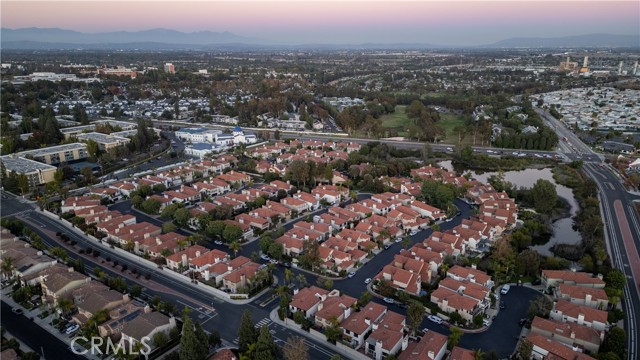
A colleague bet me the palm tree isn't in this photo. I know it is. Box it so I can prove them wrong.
[229,240,241,258]
[57,298,75,317]
[284,269,293,285]
[176,239,187,251]
[474,349,485,360]
[1,257,15,280]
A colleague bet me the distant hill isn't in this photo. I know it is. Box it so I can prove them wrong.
[1,27,261,46]
[485,34,640,48]
[1,28,638,50]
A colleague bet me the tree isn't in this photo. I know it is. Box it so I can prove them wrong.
[254,325,277,360]
[1,256,15,280]
[516,338,533,360]
[323,317,342,343]
[131,195,143,208]
[179,311,200,360]
[206,220,227,238]
[152,331,168,348]
[223,224,243,243]
[194,320,210,358]
[407,301,425,335]
[530,179,557,215]
[140,199,162,214]
[17,174,29,195]
[447,326,463,350]
[229,240,242,257]
[527,295,553,320]
[357,291,372,308]
[208,330,222,348]
[600,327,626,359]
[162,222,178,233]
[283,336,308,360]
[174,208,191,227]
[604,269,626,291]
[86,139,100,161]
[238,309,257,354]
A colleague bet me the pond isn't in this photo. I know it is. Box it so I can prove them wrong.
[438,161,581,256]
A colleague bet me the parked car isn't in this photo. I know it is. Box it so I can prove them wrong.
[269,259,279,265]
[519,318,528,326]
[427,315,443,324]
[214,240,223,245]
[501,285,510,294]
[364,278,372,284]
[65,324,80,335]
[383,297,395,304]
[409,230,418,236]
[11,307,23,315]
[260,254,270,261]
[281,262,291,268]
[395,237,402,243]
[347,272,356,278]
[384,244,391,250]
[500,301,505,309]
[483,319,490,327]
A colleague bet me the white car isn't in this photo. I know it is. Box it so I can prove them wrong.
[260,254,270,261]
[427,315,443,324]
[214,240,223,245]
[501,284,511,294]
[483,319,490,327]
[410,230,418,236]
[395,237,402,243]
[364,278,372,284]
[65,324,80,335]
[383,297,395,304]
[347,272,356,278]
[446,147,453,152]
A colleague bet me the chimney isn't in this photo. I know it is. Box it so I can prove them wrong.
[365,317,371,326]
[577,313,585,325]
[600,331,606,341]
[570,331,575,339]
[428,350,435,359]
[597,273,603,280]
[471,263,477,270]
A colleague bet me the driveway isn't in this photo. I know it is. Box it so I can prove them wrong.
[459,285,540,357]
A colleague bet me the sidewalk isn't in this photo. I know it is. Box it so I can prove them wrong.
[1,287,101,360]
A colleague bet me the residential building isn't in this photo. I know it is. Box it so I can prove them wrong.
[549,300,608,331]
[526,334,595,360]
[341,301,387,348]
[398,330,447,360]
[530,317,603,354]
[289,286,331,318]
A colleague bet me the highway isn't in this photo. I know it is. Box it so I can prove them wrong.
[538,108,640,360]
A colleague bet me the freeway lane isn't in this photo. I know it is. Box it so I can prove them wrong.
[614,200,640,292]
[583,164,640,360]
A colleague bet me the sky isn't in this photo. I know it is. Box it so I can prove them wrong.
[1,0,638,45]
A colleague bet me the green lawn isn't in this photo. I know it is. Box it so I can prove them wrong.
[439,113,468,144]
[380,105,411,136]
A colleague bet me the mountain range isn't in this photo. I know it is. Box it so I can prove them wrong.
[2,28,638,50]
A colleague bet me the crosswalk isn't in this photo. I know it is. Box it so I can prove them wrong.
[232,318,272,344]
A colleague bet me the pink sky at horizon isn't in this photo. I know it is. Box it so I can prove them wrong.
[2,1,638,44]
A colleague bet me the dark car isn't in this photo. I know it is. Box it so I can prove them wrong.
[500,301,505,309]
[519,318,528,326]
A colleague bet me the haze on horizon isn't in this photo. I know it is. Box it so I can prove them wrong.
[2,0,638,46]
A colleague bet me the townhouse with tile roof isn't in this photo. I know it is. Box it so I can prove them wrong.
[374,264,422,296]
[530,316,603,354]
[341,301,387,348]
[398,329,447,360]
[526,333,595,360]
[557,283,609,309]
[550,299,609,331]
[314,292,358,328]
[289,286,331,318]
[365,311,408,360]
[541,270,606,290]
